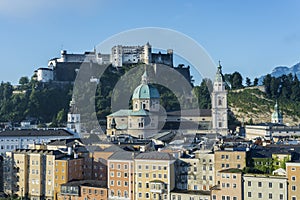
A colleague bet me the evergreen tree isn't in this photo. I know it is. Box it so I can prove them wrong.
[245,77,251,87]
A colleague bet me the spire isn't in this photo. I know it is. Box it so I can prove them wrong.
[215,60,224,82]
[141,68,148,84]
[218,60,222,73]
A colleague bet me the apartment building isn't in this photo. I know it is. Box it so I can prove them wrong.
[54,153,84,199]
[181,150,215,191]
[5,149,65,200]
[107,151,135,200]
[286,162,300,200]
[243,174,287,200]
[134,152,176,200]
[211,168,243,200]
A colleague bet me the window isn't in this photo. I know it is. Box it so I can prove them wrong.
[292,185,296,191]
[138,165,142,170]
[233,175,236,179]
[279,183,283,189]
[291,167,296,171]
[124,172,128,178]
[221,155,225,159]
[237,155,241,159]
[279,194,283,200]
[117,181,121,186]
[269,193,272,199]
[145,165,149,170]
[212,195,216,200]
[226,164,229,168]
[292,197,296,200]
[124,181,128,186]
[110,180,114,186]
[237,164,241,168]
[138,173,142,177]
[117,164,121,169]
[124,164,128,170]
[110,172,114,177]
[145,193,150,198]
[233,197,237,200]
[146,183,149,188]
[138,182,142,188]
[258,182,262,187]
[292,176,296,181]
[248,192,252,197]
[138,193,142,198]
[258,193,262,198]
[117,172,121,177]
[269,182,272,188]
[233,183,236,188]
[248,181,251,187]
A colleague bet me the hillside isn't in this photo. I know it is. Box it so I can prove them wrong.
[228,87,300,126]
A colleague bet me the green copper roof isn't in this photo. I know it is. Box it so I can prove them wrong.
[108,109,153,117]
[272,101,283,119]
[132,84,160,99]
[132,70,160,99]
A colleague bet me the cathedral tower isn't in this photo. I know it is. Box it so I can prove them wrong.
[211,62,228,134]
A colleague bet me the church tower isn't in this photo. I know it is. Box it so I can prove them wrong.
[67,97,81,134]
[211,62,228,134]
[271,101,283,124]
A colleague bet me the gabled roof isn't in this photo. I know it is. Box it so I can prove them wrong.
[108,151,135,160]
[135,152,175,160]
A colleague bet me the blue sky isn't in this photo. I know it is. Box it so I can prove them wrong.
[1,0,300,84]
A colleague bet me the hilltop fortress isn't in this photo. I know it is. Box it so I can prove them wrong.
[35,43,190,83]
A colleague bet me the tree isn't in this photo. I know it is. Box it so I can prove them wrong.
[231,72,243,89]
[263,74,272,98]
[253,78,259,86]
[19,76,29,85]
[245,77,251,87]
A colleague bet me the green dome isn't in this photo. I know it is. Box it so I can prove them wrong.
[132,84,160,99]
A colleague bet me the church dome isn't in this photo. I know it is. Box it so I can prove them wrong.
[132,84,160,99]
[132,70,160,99]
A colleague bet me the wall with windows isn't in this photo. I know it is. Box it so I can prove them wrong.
[243,174,287,200]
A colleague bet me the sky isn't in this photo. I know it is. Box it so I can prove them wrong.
[1,0,300,84]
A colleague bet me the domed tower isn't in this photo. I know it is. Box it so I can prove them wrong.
[143,42,152,64]
[211,61,228,134]
[272,101,283,124]
[132,70,160,112]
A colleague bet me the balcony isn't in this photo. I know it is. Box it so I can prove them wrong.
[150,181,166,194]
